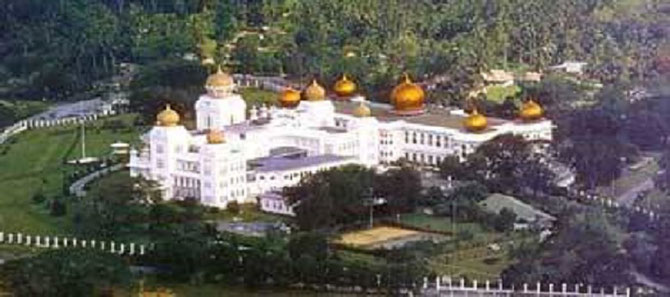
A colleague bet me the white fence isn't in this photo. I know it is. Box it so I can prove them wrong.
[0,231,147,256]
[0,112,114,145]
[422,276,630,297]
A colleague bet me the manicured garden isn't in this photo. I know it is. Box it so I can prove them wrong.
[0,114,141,234]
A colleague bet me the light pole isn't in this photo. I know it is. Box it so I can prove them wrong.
[364,187,385,229]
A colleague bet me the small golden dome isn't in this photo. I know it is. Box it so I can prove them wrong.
[391,74,425,114]
[333,74,357,97]
[279,87,301,108]
[206,66,234,88]
[352,101,371,117]
[207,129,225,144]
[304,79,326,101]
[519,100,544,121]
[463,109,488,132]
[156,104,180,127]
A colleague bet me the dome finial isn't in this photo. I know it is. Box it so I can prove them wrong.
[403,72,411,83]
[463,108,487,132]
[334,74,357,98]
[353,100,371,117]
[304,79,326,101]
[156,103,180,127]
[391,72,424,115]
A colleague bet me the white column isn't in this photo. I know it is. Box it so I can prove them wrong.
[0,232,4,242]
[63,237,68,247]
[25,235,31,246]
[91,240,96,248]
[130,243,136,255]
[140,245,145,255]
[44,237,50,248]
[485,280,490,291]
[82,240,87,248]
[119,243,125,255]
[17,233,22,244]
[549,283,554,294]
[111,241,115,253]
[460,278,465,289]
[53,237,59,248]
[523,283,528,293]
[562,283,567,293]
[100,241,106,250]
[73,238,78,247]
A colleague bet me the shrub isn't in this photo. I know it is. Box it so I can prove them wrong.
[227,201,240,214]
[32,192,46,204]
[50,198,67,217]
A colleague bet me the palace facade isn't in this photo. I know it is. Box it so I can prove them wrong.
[129,69,553,209]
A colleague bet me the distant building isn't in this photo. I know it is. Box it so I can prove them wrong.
[548,61,588,75]
[479,193,556,230]
[481,69,515,86]
[259,191,296,216]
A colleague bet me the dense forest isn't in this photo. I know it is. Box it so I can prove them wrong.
[1,0,668,103]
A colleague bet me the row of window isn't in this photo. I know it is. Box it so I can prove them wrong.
[404,131,449,148]
[404,152,447,166]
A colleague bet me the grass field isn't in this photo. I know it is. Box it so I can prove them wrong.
[0,114,141,234]
[239,88,278,108]
[0,100,50,125]
[395,213,524,279]
[485,84,521,103]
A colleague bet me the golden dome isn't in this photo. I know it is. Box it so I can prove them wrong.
[279,87,301,108]
[519,100,544,121]
[156,104,180,127]
[207,129,225,144]
[352,101,371,117]
[206,66,234,88]
[463,109,488,132]
[391,74,425,114]
[333,74,357,97]
[304,79,326,101]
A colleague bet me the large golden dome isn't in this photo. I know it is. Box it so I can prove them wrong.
[304,79,326,101]
[156,104,180,127]
[519,99,544,121]
[352,101,371,117]
[333,74,357,97]
[206,66,234,88]
[279,87,301,108]
[391,74,425,115]
[207,129,225,144]
[463,109,488,132]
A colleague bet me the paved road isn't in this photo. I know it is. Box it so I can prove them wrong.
[30,98,109,121]
[616,179,654,207]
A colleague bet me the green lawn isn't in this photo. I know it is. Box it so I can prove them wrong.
[0,114,141,234]
[239,88,278,108]
[485,84,521,103]
[396,213,527,279]
[0,99,50,122]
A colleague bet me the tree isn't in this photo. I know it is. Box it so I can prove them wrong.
[375,165,422,214]
[495,207,517,232]
[285,165,375,230]
[3,249,131,297]
[465,134,534,193]
[503,207,634,287]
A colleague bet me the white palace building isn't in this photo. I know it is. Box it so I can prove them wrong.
[128,69,553,213]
